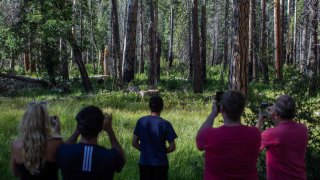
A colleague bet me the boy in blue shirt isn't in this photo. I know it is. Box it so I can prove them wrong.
[132,96,177,180]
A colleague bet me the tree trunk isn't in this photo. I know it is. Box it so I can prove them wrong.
[68,33,93,92]
[274,0,283,80]
[111,0,122,88]
[229,0,250,97]
[123,0,138,84]
[168,5,174,68]
[286,0,292,64]
[148,0,157,87]
[60,38,69,81]
[249,0,258,81]
[187,0,193,80]
[200,0,207,84]
[301,0,310,74]
[293,0,298,65]
[309,0,318,95]
[223,0,230,72]
[139,0,144,74]
[156,33,161,81]
[192,0,202,93]
[23,52,30,72]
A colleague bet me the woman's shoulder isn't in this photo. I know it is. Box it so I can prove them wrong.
[47,137,63,148]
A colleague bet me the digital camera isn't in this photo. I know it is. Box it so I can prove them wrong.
[260,102,272,117]
[215,91,224,112]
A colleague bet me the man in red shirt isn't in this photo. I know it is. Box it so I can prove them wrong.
[256,95,308,180]
[196,90,261,180]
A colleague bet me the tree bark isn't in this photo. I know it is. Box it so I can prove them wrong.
[187,0,193,80]
[148,0,157,87]
[111,0,122,87]
[293,0,298,65]
[139,0,144,74]
[123,0,139,84]
[223,0,230,72]
[309,0,318,95]
[68,33,93,92]
[168,5,174,68]
[274,0,283,80]
[229,0,250,98]
[249,0,258,81]
[301,0,310,74]
[192,0,202,93]
[200,0,207,84]
[60,38,69,81]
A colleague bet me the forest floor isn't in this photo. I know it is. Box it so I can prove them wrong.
[0,66,319,179]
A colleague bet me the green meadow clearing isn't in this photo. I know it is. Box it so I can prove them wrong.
[1,67,320,179]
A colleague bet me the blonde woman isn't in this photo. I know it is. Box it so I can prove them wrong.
[10,102,63,180]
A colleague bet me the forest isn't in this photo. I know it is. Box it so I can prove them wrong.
[0,0,319,179]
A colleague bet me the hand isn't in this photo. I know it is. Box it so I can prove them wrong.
[103,113,113,133]
[50,116,61,134]
[211,103,219,117]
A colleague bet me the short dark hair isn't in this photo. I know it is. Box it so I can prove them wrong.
[149,96,164,112]
[76,106,104,139]
[274,95,296,119]
[221,90,245,121]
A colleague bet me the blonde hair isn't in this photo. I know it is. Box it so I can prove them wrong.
[18,102,53,175]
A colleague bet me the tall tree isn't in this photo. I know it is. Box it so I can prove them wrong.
[123,0,138,83]
[274,0,283,80]
[200,0,207,84]
[168,4,174,68]
[286,0,293,64]
[309,0,318,95]
[221,0,230,81]
[148,0,157,87]
[229,0,250,97]
[192,0,202,93]
[187,0,193,80]
[139,0,144,73]
[301,0,310,74]
[249,0,258,81]
[111,0,123,88]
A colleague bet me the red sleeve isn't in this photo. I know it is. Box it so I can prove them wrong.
[196,128,210,151]
[260,129,277,151]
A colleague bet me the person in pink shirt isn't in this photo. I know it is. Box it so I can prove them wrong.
[196,90,261,180]
[256,95,308,180]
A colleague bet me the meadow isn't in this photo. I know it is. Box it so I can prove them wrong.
[0,66,319,179]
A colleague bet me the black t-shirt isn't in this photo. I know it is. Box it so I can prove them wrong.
[56,143,124,180]
[16,162,58,180]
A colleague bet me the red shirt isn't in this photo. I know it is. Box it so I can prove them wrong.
[261,121,308,180]
[196,125,261,180]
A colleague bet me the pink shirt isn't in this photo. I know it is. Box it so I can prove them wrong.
[196,125,261,180]
[261,121,308,180]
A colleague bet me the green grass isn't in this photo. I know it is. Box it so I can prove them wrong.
[0,91,210,180]
[1,65,320,179]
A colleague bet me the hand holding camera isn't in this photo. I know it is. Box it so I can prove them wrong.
[103,113,113,133]
[50,115,61,136]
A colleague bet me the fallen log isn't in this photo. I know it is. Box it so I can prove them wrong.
[0,73,50,88]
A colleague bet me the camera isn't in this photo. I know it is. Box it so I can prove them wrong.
[260,102,272,117]
[50,116,58,127]
[215,91,224,112]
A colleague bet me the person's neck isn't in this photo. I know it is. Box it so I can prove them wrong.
[151,112,161,116]
[80,136,98,145]
[223,118,242,127]
[275,118,293,126]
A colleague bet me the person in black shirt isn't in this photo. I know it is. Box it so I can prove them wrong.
[10,102,63,180]
[56,105,125,180]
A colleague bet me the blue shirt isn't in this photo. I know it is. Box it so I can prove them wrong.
[56,143,124,180]
[134,115,177,166]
